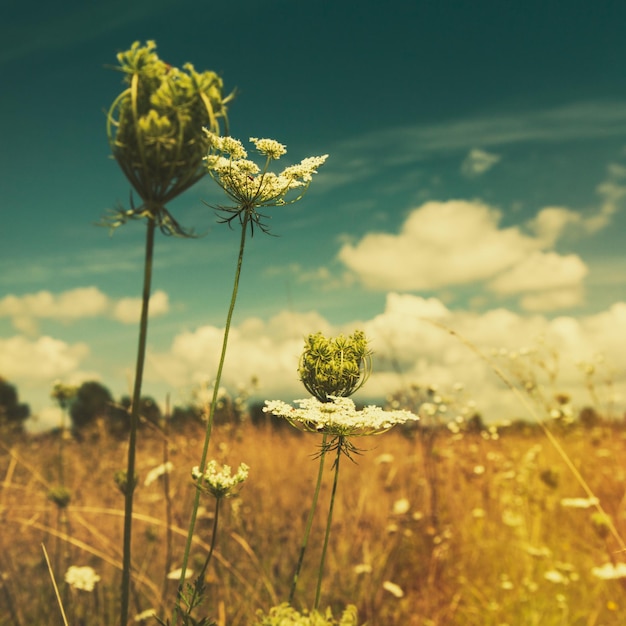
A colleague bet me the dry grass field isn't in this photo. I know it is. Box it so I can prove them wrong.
[1,418,625,625]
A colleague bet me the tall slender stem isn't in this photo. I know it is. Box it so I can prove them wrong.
[289,434,327,604]
[120,216,156,626]
[175,215,249,623]
[314,438,343,610]
[185,497,220,618]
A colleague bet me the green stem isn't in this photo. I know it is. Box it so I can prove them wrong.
[175,214,250,623]
[185,497,220,619]
[289,433,327,604]
[314,437,343,611]
[120,216,156,626]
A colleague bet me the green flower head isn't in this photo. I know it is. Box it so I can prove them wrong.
[105,41,234,235]
[298,331,372,402]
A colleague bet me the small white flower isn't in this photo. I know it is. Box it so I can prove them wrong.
[135,608,157,622]
[382,580,404,598]
[144,461,173,487]
[192,460,249,498]
[544,569,569,584]
[353,563,373,575]
[167,567,194,580]
[65,565,101,592]
[591,562,626,580]
[249,137,287,159]
[392,498,410,515]
[560,497,599,509]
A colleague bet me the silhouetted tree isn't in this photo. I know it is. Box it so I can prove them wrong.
[70,381,114,431]
[0,377,30,434]
[119,395,163,427]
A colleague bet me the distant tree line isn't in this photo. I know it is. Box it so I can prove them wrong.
[0,377,617,440]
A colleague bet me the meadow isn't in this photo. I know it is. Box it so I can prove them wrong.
[1,414,625,625]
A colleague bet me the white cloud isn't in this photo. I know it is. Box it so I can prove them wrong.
[0,335,89,382]
[519,288,585,312]
[0,287,170,331]
[488,251,589,295]
[143,295,626,423]
[461,148,501,178]
[337,201,594,311]
[338,200,539,290]
[527,206,582,247]
[112,290,170,324]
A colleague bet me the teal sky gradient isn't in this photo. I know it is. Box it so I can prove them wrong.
[1,0,626,427]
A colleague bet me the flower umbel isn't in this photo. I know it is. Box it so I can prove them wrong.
[264,396,419,438]
[192,460,249,499]
[65,566,101,592]
[298,331,372,402]
[204,131,328,234]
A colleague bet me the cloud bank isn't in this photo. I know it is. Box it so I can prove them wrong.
[336,200,590,310]
[0,287,169,333]
[139,295,626,424]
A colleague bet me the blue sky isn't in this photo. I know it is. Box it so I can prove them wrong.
[1,0,626,428]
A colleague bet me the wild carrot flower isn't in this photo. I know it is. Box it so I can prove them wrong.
[264,330,418,610]
[204,131,328,233]
[264,396,419,438]
[192,460,249,499]
[105,40,232,234]
[592,562,626,580]
[65,565,101,592]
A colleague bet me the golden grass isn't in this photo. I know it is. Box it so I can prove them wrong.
[1,421,626,625]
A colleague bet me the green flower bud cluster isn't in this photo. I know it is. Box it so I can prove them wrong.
[298,331,372,402]
[106,41,233,233]
[50,381,78,409]
[47,485,72,509]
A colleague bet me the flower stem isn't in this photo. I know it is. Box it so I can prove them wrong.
[289,433,328,604]
[185,497,220,619]
[314,437,343,610]
[120,215,156,626]
[175,214,250,622]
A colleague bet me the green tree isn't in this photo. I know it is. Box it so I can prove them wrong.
[0,377,30,434]
[70,381,114,431]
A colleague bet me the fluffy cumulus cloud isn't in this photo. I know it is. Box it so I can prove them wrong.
[337,200,591,312]
[0,335,89,382]
[144,295,626,423]
[461,148,501,178]
[112,290,169,324]
[0,287,169,332]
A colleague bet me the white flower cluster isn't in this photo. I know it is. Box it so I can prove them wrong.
[264,396,419,436]
[64,565,101,592]
[203,130,328,209]
[192,460,249,498]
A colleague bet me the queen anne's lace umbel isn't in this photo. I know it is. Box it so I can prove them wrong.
[264,396,419,437]
[203,131,328,233]
[192,460,249,498]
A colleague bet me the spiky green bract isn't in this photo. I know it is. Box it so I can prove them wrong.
[298,331,372,402]
[105,40,233,235]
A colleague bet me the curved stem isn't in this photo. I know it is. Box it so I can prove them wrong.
[120,216,156,626]
[174,214,250,623]
[185,497,220,618]
[289,434,328,604]
[314,437,343,611]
